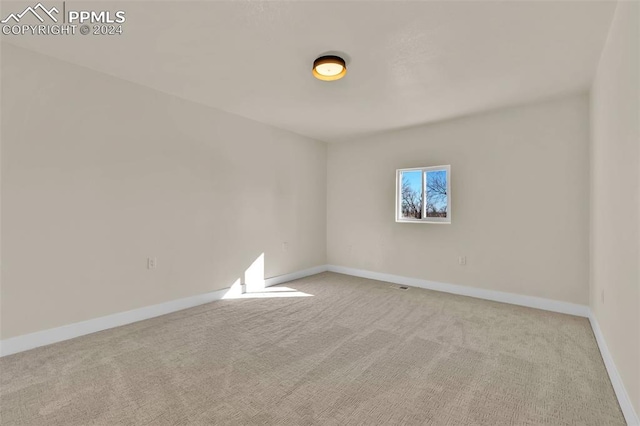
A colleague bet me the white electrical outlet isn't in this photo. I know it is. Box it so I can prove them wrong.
[282,242,289,252]
[147,257,157,269]
[601,289,605,304]
[458,256,466,266]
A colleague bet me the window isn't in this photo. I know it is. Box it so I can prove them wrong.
[396,165,451,223]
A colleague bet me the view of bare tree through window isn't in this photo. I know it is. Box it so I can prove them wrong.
[426,171,447,217]
[398,167,449,221]
[400,171,422,218]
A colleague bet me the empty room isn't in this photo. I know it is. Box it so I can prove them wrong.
[0,1,638,425]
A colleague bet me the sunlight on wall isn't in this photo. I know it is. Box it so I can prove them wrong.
[221,253,314,300]
[222,278,243,299]
[245,253,265,292]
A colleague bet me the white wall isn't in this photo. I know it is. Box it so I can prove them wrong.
[0,44,327,339]
[328,94,590,305]
[590,1,640,417]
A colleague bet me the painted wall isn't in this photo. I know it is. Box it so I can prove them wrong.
[1,44,327,339]
[590,1,640,417]
[327,94,590,305]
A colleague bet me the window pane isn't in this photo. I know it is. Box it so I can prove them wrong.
[426,170,447,218]
[400,170,422,219]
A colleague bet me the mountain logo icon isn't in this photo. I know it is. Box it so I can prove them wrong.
[1,3,59,24]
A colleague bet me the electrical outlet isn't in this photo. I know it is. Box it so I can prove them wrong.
[282,242,289,252]
[147,257,157,269]
[601,289,605,304]
[458,256,466,266]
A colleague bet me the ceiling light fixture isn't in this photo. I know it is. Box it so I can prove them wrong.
[312,55,347,81]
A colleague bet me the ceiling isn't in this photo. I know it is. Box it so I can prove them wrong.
[2,1,617,142]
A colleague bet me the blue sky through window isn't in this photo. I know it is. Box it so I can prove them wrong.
[402,171,422,193]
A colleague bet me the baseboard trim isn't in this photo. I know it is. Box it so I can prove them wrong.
[0,265,327,357]
[589,313,640,426]
[265,265,329,287]
[327,265,590,317]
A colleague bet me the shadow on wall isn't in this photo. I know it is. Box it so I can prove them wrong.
[221,253,314,300]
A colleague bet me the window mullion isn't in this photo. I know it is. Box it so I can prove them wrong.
[422,170,426,219]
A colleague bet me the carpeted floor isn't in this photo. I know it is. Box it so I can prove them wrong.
[0,272,625,425]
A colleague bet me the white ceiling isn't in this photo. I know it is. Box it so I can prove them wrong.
[2,1,616,142]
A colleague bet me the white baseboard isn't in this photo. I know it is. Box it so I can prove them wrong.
[0,265,328,357]
[327,265,590,317]
[0,288,229,357]
[265,265,329,287]
[589,313,640,426]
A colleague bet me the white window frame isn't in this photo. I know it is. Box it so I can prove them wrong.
[395,165,451,224]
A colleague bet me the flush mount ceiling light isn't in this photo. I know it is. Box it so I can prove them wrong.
[312,55,347,81]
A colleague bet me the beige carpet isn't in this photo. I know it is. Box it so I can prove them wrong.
[0,272,624,425]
